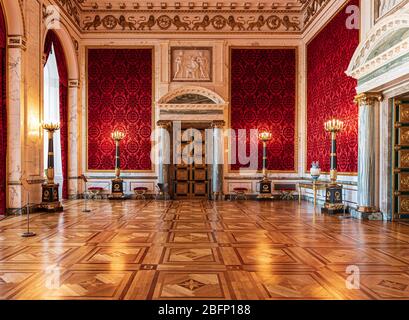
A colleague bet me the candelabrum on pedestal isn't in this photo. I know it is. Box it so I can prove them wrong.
[40,122,63,212]
[257,131,273,199]
[109,130,125,199]
[322,119,344,214]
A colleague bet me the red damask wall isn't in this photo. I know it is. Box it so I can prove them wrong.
[87,49,153,171]
[230,48,296,171]
[306,0,359,173]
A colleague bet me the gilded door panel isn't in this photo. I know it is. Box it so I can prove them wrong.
[175,182,189,195]
[398,196,409,214]
[173,126,209,199]
[400,105,409,123]
[193,183,207,196]
[398,173,409,192]
[176,168,189,181]
[398,150,409,168]
[194,168,206,181]
[394,102,409,219]
[399,127,409,146]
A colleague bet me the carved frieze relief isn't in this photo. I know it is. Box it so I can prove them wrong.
[81,12,302,32]
[55,0,81,26]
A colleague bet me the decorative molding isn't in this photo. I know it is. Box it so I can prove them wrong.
[158,86,226,105]
[68,79,79,87]
[55,0,81,27]
[211,120,226,128]
[347,14,409,80]
[303,0,331,26]
[18,0,26,37]
[80,12,302,32]
[48,1,332,33]
[7,35,26,50]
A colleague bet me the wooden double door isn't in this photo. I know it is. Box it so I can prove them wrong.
[393,100,409,219]
[173,125,209,199]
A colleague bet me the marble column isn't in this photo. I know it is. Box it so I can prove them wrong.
[157,121,172,195]
[7,37,25,213]
[67,80,80,198]
[211,120,225,200]
[353,93,383,220]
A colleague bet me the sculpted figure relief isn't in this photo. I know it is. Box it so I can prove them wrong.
[172,49,211,81]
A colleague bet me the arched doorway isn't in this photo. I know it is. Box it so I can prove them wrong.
[0,4,7,216]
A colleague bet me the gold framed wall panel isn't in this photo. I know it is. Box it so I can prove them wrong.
[85,46,155,173]
[303,0,361,176]
[227,45,299,174]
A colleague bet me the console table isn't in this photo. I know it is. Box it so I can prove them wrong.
[298,182,327,207]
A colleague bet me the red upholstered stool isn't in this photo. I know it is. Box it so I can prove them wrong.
[232,187,248,200]
[88,187,104,199]
[134,187,148,200]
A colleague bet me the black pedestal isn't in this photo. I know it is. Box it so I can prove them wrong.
[321,184,344,214]
[109,178,125,200]
[40,183,63,212]
[257,179,272,200]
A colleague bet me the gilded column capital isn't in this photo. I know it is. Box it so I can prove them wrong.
[157,120,172,129]
[354,93,383,106]
[211,120,225,128]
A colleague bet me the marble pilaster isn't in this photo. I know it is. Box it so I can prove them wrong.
[7,42,25,212]
[68,80,80,198]
[211,120,225,200]
[156,120,172,195]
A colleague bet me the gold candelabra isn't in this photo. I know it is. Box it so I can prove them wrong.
[42,122,60,132]
[324,119,344,185]
[324,119,344,133]
[258,131,272,180]
[42,122,60,184]
[111,130,125,141]
[111,130,125,179]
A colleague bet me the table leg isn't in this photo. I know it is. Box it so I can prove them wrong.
[298,185,301,205]
[313,185,317,207]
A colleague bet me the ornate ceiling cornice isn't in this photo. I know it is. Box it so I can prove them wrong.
[51,0,329,33]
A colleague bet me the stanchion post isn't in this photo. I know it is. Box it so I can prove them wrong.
[20,177,36,238]
[80,175,91,213]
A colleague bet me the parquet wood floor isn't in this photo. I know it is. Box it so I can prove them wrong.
[1,200,409,300]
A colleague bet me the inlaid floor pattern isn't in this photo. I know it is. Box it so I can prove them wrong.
[2,200,409,300]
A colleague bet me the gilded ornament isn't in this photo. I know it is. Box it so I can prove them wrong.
[400,175,409,190]
[400,151,409,167]
[401,199,409,212]
[400,128,409,144]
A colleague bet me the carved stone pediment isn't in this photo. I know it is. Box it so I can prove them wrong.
[157,86,227,120]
